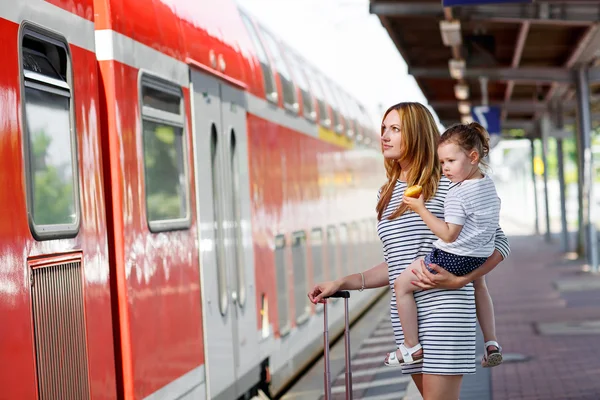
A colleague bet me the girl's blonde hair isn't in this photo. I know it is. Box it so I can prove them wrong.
[376,102,441,221]
[439,122,491,170]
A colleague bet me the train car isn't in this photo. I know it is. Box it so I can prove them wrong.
[0,0,116,398]
[1,0,386,399]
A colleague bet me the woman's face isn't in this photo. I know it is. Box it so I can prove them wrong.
[381,110,403,159]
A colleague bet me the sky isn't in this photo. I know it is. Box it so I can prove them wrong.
[235,0,441,129]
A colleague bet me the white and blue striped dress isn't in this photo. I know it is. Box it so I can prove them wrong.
[377,177,510,375]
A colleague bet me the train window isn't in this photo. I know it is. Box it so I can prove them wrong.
[230,129,246,308]
[20,27,80,240]
[326,225,338,280]
[140,74,190,232]
[358,103,376,148]
[307,71,331,129]
[303,66,330,128]
[260,293,270,339]
[339,223,349,276]
[336,87,358,139]
[292,231,309,325]
[240,13,278,104]
[259,27,299,114]
[348,98,365,143]
[310,228,324,314]
[349,222,360,273]
[319,77,343,134]
[274,234,290,336]
[286,52,316,122]
[211,126,228,316]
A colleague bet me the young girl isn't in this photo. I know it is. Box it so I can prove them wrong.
[384,122,503,368]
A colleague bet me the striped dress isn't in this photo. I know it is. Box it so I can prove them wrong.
[377,177,510,375]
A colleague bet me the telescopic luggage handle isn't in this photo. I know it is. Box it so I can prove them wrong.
[322,291,352,400]
[325,291,350,299]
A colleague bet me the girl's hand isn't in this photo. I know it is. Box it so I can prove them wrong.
[403,194,426,214]
[308,280,341,304]
[411,259,466,290]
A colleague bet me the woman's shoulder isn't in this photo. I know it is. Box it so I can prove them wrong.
[435,176,451,195]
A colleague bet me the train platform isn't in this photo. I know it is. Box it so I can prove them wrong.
[282,227,600,399]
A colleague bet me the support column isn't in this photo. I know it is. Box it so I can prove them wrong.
[530,138,540,235]
[540,120,552,242]
[575,67,598,272]
[554,102,570,253]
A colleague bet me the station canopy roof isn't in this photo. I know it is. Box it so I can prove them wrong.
[370,0,600,137]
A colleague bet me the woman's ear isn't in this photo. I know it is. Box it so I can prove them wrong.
[469,150,479,164]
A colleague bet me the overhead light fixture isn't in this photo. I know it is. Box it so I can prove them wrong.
[454,83,469,100]
[449,59,466,80]
[440,20,462,47]
[458,101,471,115]
[461,115,474,124]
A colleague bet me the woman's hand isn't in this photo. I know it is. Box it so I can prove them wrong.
[411,259,466,290]
[308,280,341,304]
[403,194,425,214]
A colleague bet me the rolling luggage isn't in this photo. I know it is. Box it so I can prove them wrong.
[322,291,353,400]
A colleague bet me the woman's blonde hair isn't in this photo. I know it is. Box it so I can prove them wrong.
[376,102,441,221]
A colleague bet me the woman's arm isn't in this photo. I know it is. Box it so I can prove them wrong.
[493,225,511,259]
[403,193,463,243]
[415,205,463,243]
[411,223,510,290]
[339,261,389,290]
[308,261,389,303]
[411,249,504,290]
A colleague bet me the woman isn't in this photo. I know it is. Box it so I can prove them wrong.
[307,102,510,400]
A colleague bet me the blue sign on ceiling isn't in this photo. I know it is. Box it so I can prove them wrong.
[472,106,501,135]
[443,0,531,6]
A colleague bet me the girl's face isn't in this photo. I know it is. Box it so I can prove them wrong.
[437,142,479,182]
[381,110,403,159]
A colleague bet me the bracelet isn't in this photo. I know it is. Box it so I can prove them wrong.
[359,272,365,292]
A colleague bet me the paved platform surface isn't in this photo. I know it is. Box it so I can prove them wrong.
[405,233,600,400]
[283,230,600,400]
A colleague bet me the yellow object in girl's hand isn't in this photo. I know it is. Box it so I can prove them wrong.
[405,185,422,198]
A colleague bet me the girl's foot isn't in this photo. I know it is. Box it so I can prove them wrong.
[384,343,423,367]
[481,340,503,368]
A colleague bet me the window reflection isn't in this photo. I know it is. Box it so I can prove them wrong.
[24,87,76,226]
[142,121,187,221]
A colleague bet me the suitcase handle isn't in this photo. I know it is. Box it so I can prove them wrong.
[324,290,350,299]
[322,291,352,399]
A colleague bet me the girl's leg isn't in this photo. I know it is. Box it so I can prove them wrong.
[474,277,502,366]
[393,260,421,348]
[422,374,463,400]
[474,277,496,343]
[384,260,423,366]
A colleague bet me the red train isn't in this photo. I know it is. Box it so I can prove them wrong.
[0,0,385,398]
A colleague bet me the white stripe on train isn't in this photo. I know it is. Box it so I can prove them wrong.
[1,0,95,52]
[95,29,320,138]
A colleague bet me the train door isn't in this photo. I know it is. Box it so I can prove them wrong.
[190,70,258,400]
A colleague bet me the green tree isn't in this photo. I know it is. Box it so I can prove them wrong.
[30,131,75,225]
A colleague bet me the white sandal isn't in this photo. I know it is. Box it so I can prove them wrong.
[481,340,503,368]
[384,343,423,367]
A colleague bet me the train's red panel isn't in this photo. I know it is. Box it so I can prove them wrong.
[97,58,204,399]
[0,2,116,398]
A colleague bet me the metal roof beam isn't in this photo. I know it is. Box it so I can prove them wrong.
[370,2,597,25]
[409,67,572,84]
[441,119,535,130]
[544,23,600,105]
[587,65,600,82]
[503,21,531,121]
[431,100,553,113]
[369,2,443,17]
